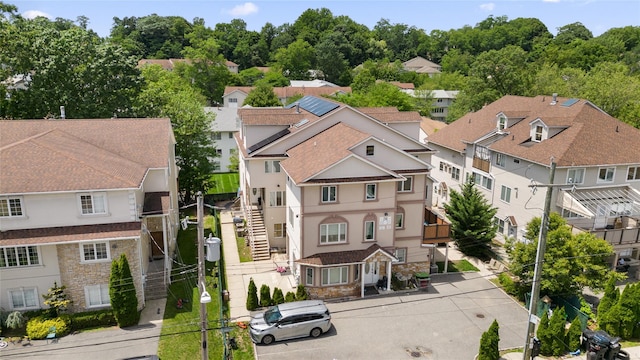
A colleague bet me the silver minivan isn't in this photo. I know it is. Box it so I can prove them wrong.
[249,300,332,345]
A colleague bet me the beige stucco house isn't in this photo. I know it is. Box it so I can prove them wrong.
[427,94,640,269]
[236,96,439,299]
[0,118,179,313]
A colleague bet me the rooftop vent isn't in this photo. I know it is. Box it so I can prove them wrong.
[550,93,557,105]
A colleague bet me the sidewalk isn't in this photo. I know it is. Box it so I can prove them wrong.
[0,298,166,360]
[220,210,295,323]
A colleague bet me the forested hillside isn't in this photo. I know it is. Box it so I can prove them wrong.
[1,2,639,127]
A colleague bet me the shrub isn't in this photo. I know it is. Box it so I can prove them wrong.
[70,310,117,331]
[272,287,284,305]
[26,316,71,339]
[295,284,308,301]
[549,307,567,356]
[566,317,582,352]
[498,273,516,295]
[259,284,272,307]
[537,312,552,356]
[42,282,72,318]
[478,319,500,360]
[5,311,26,329]
[110,254,140,327]
[246,278,258,311]
[284,291,296,303]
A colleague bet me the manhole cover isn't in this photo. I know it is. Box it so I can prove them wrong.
[476,313,485,318]
[410,351,421,358]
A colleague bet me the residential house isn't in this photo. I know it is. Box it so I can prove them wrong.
[387,83,459,122]
[289,80,340,88]
[427,94,640,267]
[0,118,179,313]
[205,107,240,173]
[236,96,439,299]
[137,58,239,73]
[223,86,351,108]
[402,56,442,76]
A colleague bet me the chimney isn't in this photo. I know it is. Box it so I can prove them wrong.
[60,106,65,119]
[296,102,300,114]
[551,93,557,105]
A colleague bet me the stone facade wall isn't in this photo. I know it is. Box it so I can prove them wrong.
[308,282,360,299]
[392,261,430,278]
[57,238,144,313]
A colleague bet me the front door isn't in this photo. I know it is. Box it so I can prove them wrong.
[363,261,379,285]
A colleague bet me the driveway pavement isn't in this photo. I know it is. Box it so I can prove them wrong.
[254,272,530,360]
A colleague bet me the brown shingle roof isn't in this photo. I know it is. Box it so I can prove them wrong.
[0,118,174,193]
[282,123,370,183]
[224,86,351,97]
[142,192,171,216]
[296,244,394,266]
[0,222,141,246]
[238,107,319,126]
[427,95,640,166]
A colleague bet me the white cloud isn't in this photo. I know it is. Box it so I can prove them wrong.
[229,3,258,17]
[479,3,495,11]
[22,10,52,20]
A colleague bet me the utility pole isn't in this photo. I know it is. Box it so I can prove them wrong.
[197,192,209,360]
[523,162,556,360]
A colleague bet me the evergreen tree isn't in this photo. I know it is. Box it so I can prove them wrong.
[296,284,308,301]
[478,319,500,360]
[272,287,284,305]
[537,311,552,356]
[109,254,140,327]
[259,284,272,307]
[549,307,567,356]
[284,291,296,303]
[443,179,497,257]
[566,317,582,352]
[42,282,72,318]
[597,276,619,324]
[246,278,258,311]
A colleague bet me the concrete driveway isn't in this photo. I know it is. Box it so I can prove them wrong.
[254,272,528,360]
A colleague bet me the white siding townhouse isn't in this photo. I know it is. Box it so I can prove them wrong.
[205,107,240,173]
[0,118,179,312]
[427,94,640,266]
[236,96,440,299]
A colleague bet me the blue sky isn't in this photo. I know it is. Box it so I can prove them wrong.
[8,0,640,38]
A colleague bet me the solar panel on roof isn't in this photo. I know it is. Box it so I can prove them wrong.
[561,98,579,107]
[286,96,339,117]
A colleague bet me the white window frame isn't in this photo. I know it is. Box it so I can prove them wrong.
[321,266,348,285]
[80,242,111,262]
[495,217,505,234]
[451,167,460,181]
[366,145,374,156]
[264,160,281,173]
[365,183,377,200]
[495,153,506,168]
[627,166,640,181]
[397,176,413,192]
[498,115,507,131]
[321,185,337,203]
[598,167,615,183]
[84,284,110,308]
[8,287,39,310]
[0,197,24,217]
[534,125,544,142]
[228,98,238,103]
[472,172,493,190]
[320,223,347,244]
[500,185,512,203]
[0,246,40,268]
[364,220,375,241]
[273,223,286,238]
[394,248,407,264]
[269,191,286,207]
[78,192,108,215]
[567,168,585,184]
[211,132,222,141]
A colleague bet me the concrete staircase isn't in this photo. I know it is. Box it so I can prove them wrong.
[247,206,271,261]
[144,270,167,300]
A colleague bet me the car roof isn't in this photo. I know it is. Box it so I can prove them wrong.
[275,300,327,316]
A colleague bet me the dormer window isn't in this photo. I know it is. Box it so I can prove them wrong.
[534,125,543,142]
[497,115,507,131]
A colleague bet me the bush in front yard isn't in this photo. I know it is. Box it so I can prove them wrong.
[109,254,140,327]
[295,285,308,301]
[284,291,296,303]
[246,278,258,311]
[71,310,117,331]
[272,287,284,305]
[259,284,272,307]
[478,319,500,360]
[26,316,70,339]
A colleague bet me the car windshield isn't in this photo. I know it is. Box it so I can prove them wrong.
[264,307,282,325]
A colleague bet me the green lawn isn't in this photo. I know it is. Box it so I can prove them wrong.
[158,215,253,360]
[436,259,480,272]
[208,172,239,194]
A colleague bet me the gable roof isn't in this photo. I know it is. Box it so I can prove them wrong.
[0,118,174,194]
[427,95,640,167]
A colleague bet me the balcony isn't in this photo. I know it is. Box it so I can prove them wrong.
[472,157,490,172]
[423,207,451,244]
